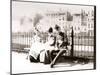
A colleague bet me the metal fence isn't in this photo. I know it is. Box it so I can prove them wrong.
[12,27,94,59]
[70,27,94,59]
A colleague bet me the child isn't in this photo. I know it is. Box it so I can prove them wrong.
[50,25,69,68]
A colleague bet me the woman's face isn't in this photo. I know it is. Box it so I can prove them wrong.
[48,34,55,44]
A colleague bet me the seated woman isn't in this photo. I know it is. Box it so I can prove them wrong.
[29,35,45,62]
[50,25,70,68]
[42,27,56,64]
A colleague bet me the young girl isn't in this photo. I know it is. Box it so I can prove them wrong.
[50,25,70,68]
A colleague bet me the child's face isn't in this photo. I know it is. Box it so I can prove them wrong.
[49,34,55,40]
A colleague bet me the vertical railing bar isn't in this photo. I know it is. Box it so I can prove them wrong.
[88,30,89,58]
[82,31,83,57]
[27,32,29,47]
[75,32,76,57]
[81,30,82,57]
[24,32,26,47]
[71,27,74,57]
[83,30,85,58]
[94,6,96,69]
[78,32,80,57]
[24,32,26,48]
[16,32,20,51]
[84,32,85,57]
[78,32,79,57]
[27,32,28,48]
[19,32,20,51]
[74,33,75,57]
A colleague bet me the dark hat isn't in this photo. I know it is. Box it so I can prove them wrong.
[55,24,60,31]
[48,27,53,33]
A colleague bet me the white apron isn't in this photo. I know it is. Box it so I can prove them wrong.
[29,41,45,60]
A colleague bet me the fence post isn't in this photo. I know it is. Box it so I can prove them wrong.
[71,27,74,57]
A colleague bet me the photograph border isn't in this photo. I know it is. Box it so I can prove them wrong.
[10,0,96,74]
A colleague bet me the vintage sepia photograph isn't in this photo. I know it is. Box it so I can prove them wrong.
[11,0,96,74]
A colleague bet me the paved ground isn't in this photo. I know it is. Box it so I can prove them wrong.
[12,52,94,74]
